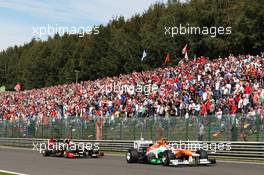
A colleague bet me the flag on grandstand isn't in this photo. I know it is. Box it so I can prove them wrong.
[14,83,21,92]
[163,53,170,65]
[0,86,6,93]
[261,51,264,57]
[141,50,147,61]
[182,44,188,61]
[182,44,188,54]
[184,52,188,60]
[194,54,197,61]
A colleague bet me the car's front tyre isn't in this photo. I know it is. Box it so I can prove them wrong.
[162,150,170,166]
[126,148,139,163]
[196,149,208,159]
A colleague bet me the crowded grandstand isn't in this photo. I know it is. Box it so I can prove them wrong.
[0,0,264,174]
[0,54,263,123]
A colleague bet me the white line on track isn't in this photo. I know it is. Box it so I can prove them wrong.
[0,169,29,175]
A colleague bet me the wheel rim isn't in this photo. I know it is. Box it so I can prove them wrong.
[162,155,167,163]
[126,152,131,160]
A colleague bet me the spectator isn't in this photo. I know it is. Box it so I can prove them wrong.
[0,53,263,124]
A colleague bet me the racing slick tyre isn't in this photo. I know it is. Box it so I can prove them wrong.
[126,148,139,163]
[89,150,98,158]
[196,149,208,159]
[83,151,89,158]
[162,150,170,166]
[55,151,64,157]
[64,151,68,158]
[42,150,49,157]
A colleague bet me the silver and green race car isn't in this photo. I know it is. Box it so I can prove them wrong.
[126,139,216,166]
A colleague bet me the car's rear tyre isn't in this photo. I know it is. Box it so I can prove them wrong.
[91,154,99,158]
[83,151,89,158]
[162,150,170,166]
[90,150,99,158]
[126,148,139,163]
[42,150,49,157]
[55,151,64,157]
[64,151,68,158]
[209,159,216,164]
[196,149,208,159]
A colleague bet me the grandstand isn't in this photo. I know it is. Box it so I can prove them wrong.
[0,54,263,141]
[1,1,264,175]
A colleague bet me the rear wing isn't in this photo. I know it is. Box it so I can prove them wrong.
[133,140,153,152]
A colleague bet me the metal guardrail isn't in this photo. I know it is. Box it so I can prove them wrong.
[0,138,263,161]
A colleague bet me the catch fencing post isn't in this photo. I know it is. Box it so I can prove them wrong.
[150,120,153,140]
[231,115,238,141]
[104,121,107,140]
[256,115,260,142]
[120,120,123,140]
[26,124,29,137]
[208,115,211,141]
[5,120,8,137]
[41,117,44,138]
[80,119,83,139]
[166,119,169,139]
[185,118,189,140]
[18,120,20,138]
[50,119,53,138]
[61,118,64,138]
[133,120,136,140]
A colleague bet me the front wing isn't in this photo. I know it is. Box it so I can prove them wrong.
[169,158,216,166]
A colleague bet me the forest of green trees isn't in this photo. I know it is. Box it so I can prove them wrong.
[0,0,263,90]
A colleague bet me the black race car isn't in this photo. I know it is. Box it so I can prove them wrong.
[42,138,104,158]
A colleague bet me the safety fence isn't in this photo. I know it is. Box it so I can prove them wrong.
[0,114,263,141]
[0,138,264,162]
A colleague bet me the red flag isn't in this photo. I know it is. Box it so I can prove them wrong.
[182,44,188,55]
[14,83,21,92]
[163,53,170,65]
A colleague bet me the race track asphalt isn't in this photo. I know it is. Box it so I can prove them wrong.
[0,148,263,175]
